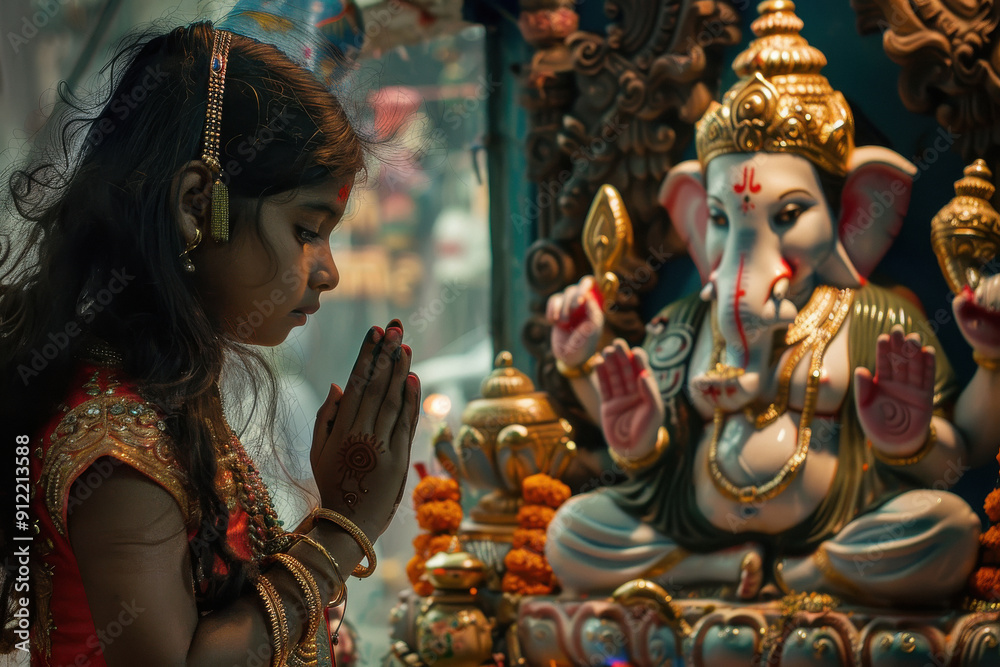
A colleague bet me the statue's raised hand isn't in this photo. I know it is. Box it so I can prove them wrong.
[547,275,604,367]
[596,339,665,458]
[854,325,935,456]
[311,320,421,541]
[953,275,1000,361]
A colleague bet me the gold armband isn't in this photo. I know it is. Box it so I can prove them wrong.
[974,351,1000,371]
[608,426,669,473]
[870,422,936,466]
[556,353,602,379]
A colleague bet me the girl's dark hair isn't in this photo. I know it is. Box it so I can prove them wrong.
[0,21,371,644]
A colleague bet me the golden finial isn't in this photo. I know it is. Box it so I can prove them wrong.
[695,0,854,176]
[931,159,1000,293]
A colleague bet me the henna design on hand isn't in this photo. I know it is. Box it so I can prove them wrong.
[337,433,384,512]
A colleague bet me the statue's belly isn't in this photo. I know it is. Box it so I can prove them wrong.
[692,411,840,534]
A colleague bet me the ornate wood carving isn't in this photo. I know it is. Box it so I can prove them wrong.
[852,0,1000,203]
[517,0,740,420]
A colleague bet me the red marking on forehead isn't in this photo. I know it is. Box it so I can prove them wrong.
[338,184,351,202]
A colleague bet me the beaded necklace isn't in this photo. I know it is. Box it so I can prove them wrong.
[706,287,854,504]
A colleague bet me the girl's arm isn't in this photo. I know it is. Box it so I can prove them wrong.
[70,462,361,667]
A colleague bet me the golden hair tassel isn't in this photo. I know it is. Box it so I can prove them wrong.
[202,29,232,241]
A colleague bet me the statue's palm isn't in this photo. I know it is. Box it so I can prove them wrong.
[854,326,936,455]
[596,340,664,457]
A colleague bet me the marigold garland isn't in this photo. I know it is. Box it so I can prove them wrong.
[516,504,556,530]
[417,500,463,533]
[523,474,571,508]
[407,474,462,596]
[986,488,1000,524]
[512,527,546,553]
[502,473,571,596]
[971,458,1000,599]
[413,476,461,505]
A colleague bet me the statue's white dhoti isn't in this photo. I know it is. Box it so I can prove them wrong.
[547,488,980,603]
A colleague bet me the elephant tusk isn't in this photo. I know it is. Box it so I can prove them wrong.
[772,276,790,302]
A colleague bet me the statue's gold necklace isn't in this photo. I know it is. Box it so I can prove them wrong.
[707,286,854,504]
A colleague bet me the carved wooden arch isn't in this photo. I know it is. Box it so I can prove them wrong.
[516,0,741,425]
[851,0,1000,205]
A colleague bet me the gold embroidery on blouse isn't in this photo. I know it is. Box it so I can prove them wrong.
[40,370,195,536]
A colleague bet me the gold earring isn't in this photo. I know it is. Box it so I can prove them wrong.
[180,228,203,273]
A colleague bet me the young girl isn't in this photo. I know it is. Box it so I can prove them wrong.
[0,9,419,666]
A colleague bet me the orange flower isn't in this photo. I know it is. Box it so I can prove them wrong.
[986,488,1000,524]
[413,476,461,506]
[522,474,571,509]
[413,533,432,553]
[505,548,553,578]
[407,555,427,585]
[516,504,555,530]
[502,572,554,595]
[417,500,463,533]
[513,528,546,553]
[982,525,1000,554]
[969,566,1000,599]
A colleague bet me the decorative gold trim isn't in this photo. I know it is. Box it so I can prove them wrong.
[255,575,291,665]
[974,351,1000,371]
[870,421,937,467]
[749,285,840,428]
[773,558,791,596]
[555,353,602,379]
[812,544,865,600]
[640,547,689,582]
[708,288,854,504]
[41,371,195,536]
[608,426,669,473]
[203,29,233,242]
[696,1,854,176]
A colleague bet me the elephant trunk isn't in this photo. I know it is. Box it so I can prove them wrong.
[712,242,798,382]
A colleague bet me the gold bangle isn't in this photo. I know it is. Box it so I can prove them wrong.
[870,422,936,466]
[255,576,290,666]
[773,559,792,596]
[310,509,377,578]
[291,533,347,608]
[974,351,1000,371]
[556,353,602,379]
[266,553,322,648]
[608,426,669,473]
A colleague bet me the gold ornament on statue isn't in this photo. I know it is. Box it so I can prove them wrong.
[931,159,1000,294]
[582,184,634,307]
[696,0,854,176]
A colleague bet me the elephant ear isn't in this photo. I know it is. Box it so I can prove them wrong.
[834,146,917,281]
[660,159,711,283]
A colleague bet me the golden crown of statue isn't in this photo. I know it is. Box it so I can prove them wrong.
[696,0,854,177]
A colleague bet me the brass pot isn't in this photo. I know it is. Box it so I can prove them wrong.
[931,159,1000,294]
[434,351,575,525]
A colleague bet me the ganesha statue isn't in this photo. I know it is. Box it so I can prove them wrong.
[544,0,1000,606]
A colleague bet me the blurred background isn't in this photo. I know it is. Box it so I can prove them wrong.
[1,0,493,662]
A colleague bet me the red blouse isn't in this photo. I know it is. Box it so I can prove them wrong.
[28,364,253,665]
